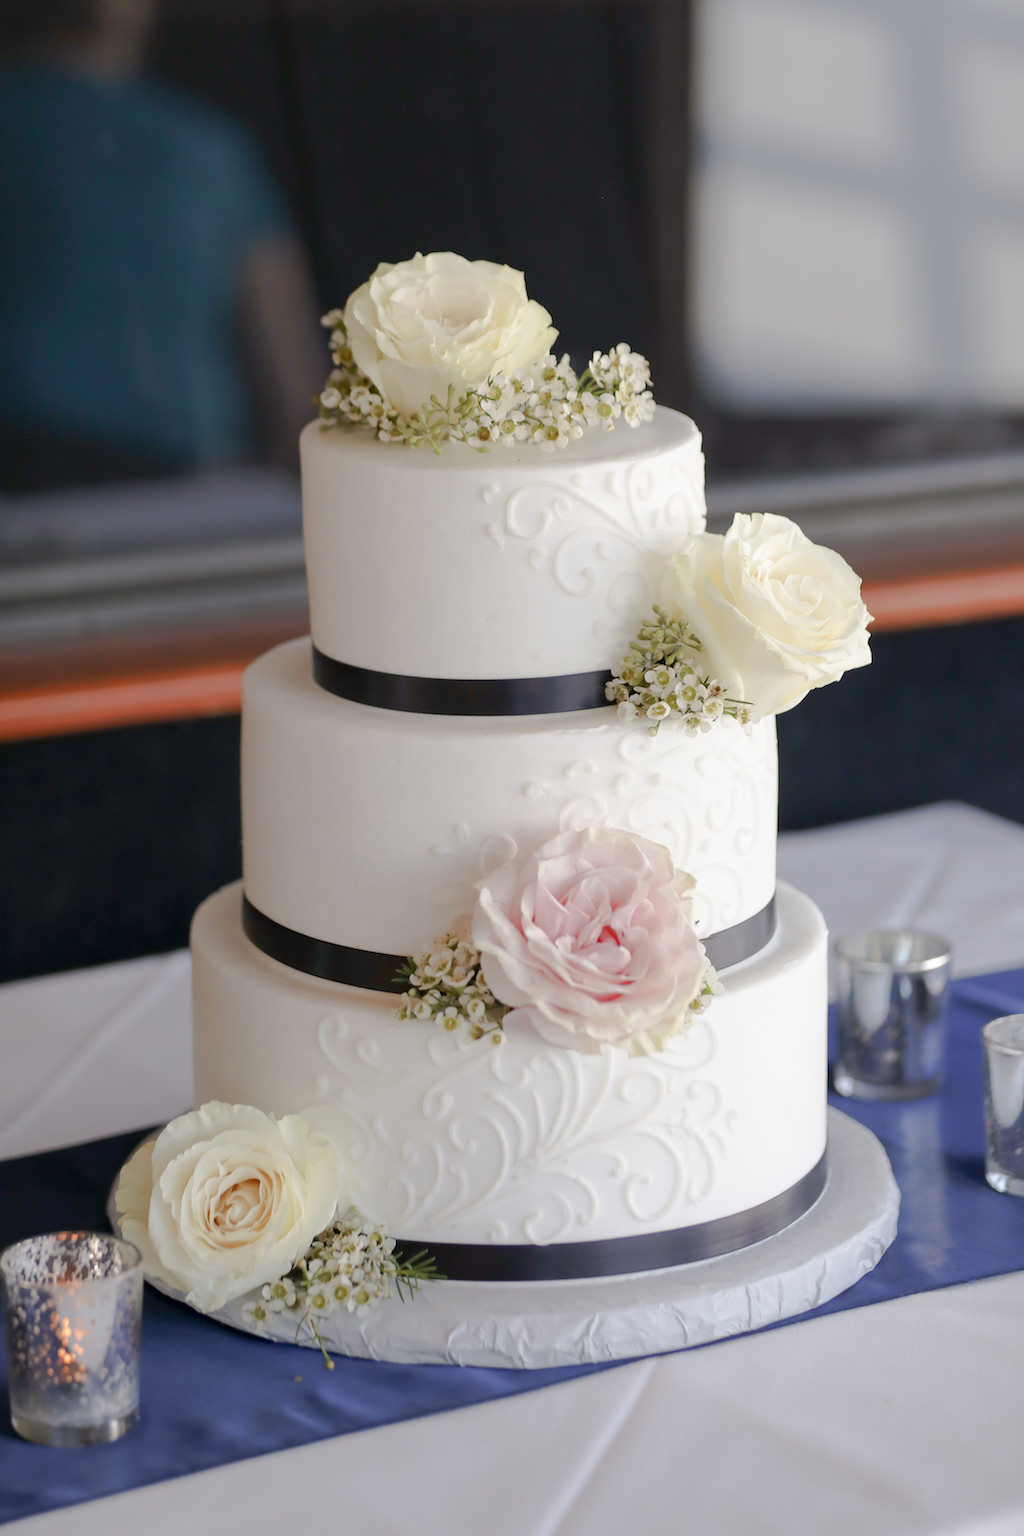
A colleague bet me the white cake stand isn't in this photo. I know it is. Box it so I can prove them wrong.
[109,1107,897,1370]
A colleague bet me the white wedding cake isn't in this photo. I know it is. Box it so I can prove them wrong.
[118,255,876,1339]
[186,254,872,1282]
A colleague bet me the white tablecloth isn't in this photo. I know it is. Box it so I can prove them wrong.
[5,802,1024,1536]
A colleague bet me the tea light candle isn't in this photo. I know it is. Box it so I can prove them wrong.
[0,1232,143,1446]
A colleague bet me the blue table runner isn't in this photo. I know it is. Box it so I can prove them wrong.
[3,967,1024,1524]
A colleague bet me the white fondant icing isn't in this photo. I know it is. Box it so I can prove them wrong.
[301,407,705,680]
[240,639,778,954]
[187,389,843,1286]
[192,882,827,1247]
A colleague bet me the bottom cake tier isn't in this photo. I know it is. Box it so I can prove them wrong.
[109,1107,898,1367]
[192,880,829,1267]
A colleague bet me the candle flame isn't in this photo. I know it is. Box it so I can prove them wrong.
[51,1310,87,1385]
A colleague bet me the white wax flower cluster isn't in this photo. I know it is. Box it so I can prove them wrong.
[606,606,752,736]
[241,1209,426,1326]
[318,253,654,451]
[396,933,505,1041]
[240,1211,440,1365]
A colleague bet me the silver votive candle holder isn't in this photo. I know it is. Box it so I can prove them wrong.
[982,1014,1024,1196]
[833,929,953,1101]
[0,1231,142,1446]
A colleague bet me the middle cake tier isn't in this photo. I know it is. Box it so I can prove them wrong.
[242,638,778,956]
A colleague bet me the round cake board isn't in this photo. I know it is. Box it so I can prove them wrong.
[108,1107,897,1370]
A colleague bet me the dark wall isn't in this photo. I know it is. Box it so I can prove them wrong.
[1,715,241,983]
[152,4,658,368]
[149,7,1024,475]
[4,612,1024,985]
[777,612,1024,830]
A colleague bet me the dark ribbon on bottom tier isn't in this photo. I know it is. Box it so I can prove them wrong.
[241,893,778,990]
[393,1152,828,1282]
[704,894,775,970]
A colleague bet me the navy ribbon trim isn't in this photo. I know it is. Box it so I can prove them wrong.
[243,894,778,993]
[312,645,612,716]
[703,895,776,970]
[242,897,407,992]
[394,1153,828,1281]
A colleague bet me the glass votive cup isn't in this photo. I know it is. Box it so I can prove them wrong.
[833,929,953,1101]
[982,1014,1024,1196]
[0,1231,142,1446]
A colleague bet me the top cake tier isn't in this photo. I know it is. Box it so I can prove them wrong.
[301,406,704,683]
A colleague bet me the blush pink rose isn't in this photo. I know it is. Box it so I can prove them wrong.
[472,827,708,1055]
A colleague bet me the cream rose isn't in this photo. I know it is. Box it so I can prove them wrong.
[115,1102,339,1313]
[672,512,872,718]
[343,251,557,418]
[473,827,708,1056]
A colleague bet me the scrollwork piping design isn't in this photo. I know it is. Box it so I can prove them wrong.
[315,1008,733,1241]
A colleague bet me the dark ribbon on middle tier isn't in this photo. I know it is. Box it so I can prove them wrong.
[241,892,778,991]
[312,645,613,716]
[243,896,405,992]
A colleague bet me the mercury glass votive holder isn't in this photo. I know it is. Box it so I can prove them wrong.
[833,929,953,1101]
[0,1232,142,1446]
[982,1015,1024,1196]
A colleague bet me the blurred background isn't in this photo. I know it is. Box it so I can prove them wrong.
[3,0,1024,981]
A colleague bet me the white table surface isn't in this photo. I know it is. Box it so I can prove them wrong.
[5,801,1024,1536]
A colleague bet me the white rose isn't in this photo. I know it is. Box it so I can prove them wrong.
[672,513,872,719]
[115,1102,339,1313]
[343,251,557,418]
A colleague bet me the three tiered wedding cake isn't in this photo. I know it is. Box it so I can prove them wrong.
[117,254,883,1357]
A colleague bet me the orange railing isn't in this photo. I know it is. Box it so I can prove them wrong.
[863,563,1024,631]
[0,615,307,742]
